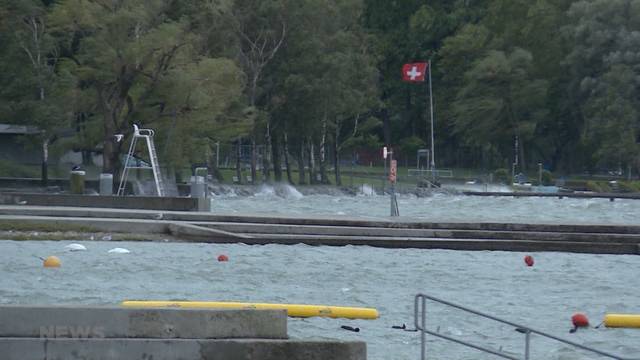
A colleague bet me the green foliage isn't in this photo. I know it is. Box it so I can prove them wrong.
[398,136,426,160]
[1,0,640,179]
[564,0,640,169]
[0,160,39,178]
[541,170,553,186]
[452,48,548,154]
[43,0,247,173]
[618,181,640,193]
[585,181,611,193]
[493,168,510,184]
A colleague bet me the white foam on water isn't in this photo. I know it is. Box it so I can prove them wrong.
[358,183,376,196]
[280,184,303,199]
[255,184,276,197]
[64,243,87,252]
[209,192,640,225]
[3,241,638,359]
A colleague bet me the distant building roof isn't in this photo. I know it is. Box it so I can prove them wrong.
[0,124,42,135]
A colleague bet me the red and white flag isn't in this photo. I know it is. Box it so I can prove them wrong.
[402,62,428,82]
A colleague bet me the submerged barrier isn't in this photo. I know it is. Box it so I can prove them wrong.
[122,300,379,320]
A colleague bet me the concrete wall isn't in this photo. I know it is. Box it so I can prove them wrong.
[0,193,201,211]
[0,306,366,360]
[0,306,287,339]
[1,338,366,360]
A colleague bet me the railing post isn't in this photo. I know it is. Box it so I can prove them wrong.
[421,296,426,360]
[412,293,630,360]
[524,330,530,360]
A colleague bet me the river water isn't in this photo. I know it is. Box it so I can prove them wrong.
[1,185,639,359]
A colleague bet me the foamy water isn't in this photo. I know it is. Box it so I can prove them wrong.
[209,184,640,225]
[2,185,640,359]
[0,241,638,360]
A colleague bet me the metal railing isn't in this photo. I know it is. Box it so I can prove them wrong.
[407,169,454,178]
[414,293,633,360]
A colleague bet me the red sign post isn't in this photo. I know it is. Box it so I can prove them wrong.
[389,160,397,183]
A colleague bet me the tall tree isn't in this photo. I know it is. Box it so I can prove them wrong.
[0,0,74,184]
[269,0,379,185]
[452,49,548,172]
[564,0,640,171]
[48,0,244,177]
[224,0,287,184]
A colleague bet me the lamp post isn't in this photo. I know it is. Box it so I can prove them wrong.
[427,60,435,182]
[389,149,399,217]
[538,163,542,185]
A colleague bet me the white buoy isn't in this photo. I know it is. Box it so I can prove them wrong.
[108,248,130,254]
[64,243,87,252]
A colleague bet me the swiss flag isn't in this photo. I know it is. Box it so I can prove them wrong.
[402,62,428,82]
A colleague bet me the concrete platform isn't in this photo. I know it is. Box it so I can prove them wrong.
[0,306,287,339]
[0,193,202,211]
[463,190,640,201]
[0,305,365,360]
[1,205,639,254]
[0,338,366,360]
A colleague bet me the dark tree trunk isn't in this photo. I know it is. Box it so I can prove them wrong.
[283,132,293,184]
[297,141,306,185]
[308,141,316,184]
[263,122,272,182]
[319,119,328,184]
[271,133,282,182]
[334,130,341,186]
[381,107,391,145]
[519,138,527,171]
[235,138,242,184]
[251,139,257,184]
[41,139,49,187]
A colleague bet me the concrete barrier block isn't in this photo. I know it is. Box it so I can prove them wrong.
[0,338,366,360]
[0,306,287,339]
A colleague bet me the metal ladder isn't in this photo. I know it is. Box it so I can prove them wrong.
[117,124,165,197]
[413,293,634,360]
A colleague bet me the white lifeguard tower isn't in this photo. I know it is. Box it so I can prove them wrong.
[117,124,165,196]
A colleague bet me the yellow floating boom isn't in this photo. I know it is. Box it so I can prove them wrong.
[604,314,640,328]
[121,300,379,320]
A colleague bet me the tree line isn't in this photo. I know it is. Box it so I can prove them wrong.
[1,0,638,185]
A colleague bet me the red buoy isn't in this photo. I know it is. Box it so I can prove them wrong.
[572,313,589,328]
[524,255,534,267]
[217,254,229,262]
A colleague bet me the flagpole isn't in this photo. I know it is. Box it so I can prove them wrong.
[428,59,435,182]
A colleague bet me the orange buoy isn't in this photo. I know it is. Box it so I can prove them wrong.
[43,256,61,268]
[572,313,589,328]
[524,255,534,267]
[217,254,229,262]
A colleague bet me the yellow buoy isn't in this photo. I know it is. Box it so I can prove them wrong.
[122,300,379,320]
[604,314,640,328]
[43,256,61,268]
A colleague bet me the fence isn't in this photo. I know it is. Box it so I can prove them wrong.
[413,293,633,360]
